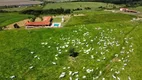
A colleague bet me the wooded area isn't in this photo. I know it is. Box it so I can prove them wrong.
[76,0,142,4]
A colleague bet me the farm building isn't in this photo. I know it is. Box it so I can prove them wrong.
[25,16,52,28]
[120,8,129,11]
[120,8,137,13]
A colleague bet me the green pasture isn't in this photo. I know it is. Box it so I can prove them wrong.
[43,2,120,10]
[1,5,43,11]
[0,13,33,27]
[2,7,27,11]
[131,6,142,12]
[0,21,141,80]
[0,10,142,80]
[65,11,135,27]
[130,6,142,17]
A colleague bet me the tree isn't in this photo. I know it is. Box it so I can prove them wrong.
[13,23,20,28]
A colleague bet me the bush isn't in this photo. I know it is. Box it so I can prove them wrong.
[69,48,79,57]
[84,7,91,10]
[0,27,3,31]
[0,10,8,13]
[13,23,20,28]
[98,6,106,9]
[113,5,116,9]
[31,17,36,22]
[73,8,82,11]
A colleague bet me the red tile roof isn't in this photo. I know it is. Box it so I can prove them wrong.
[43,16,52,21]
[25,21,51,26]
[25,16,52,26]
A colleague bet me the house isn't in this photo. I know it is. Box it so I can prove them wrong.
[25,16,52,28]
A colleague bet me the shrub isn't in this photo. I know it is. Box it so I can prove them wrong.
[69,48,79,57]
[13,23,20,28]
[0,27,3,31]
[31,16,36,22]
[113,5,116,9]
[0,10,8,13]
[98,6,106,9]
[73,8,82,11]
[84,7,91,10]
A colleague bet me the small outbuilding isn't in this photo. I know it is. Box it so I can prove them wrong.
[120,8,137,13]
[120,8,129,11]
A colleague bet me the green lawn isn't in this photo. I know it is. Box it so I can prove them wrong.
[0,13,33,28]
[0,10,142,80]
[53,17,62,22]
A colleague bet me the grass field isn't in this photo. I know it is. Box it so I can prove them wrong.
[0,13,33,28]
[0,0,42,6]
[0,10,142,80]
[2,7,27,11]
[65,11,136,27]
[1,5,43,11]
[130,6,142,17]
[43,2,120,10]
[1,2,119,12]
[131,6,142,12]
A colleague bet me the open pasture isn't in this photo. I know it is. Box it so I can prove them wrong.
[43,2,120,10]
[0,0,42,6]
[0,1,142,79]
[0,19,142,80]
[1,7,27,11]
[65,11,136,27]
[0,13,33,28]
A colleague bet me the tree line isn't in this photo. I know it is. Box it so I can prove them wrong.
[76,0,142,5]
[20,8,71,16]
[37,0,142,4]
